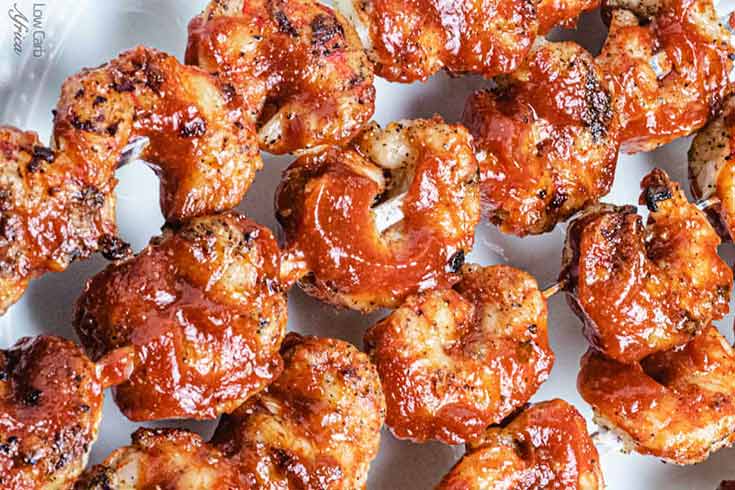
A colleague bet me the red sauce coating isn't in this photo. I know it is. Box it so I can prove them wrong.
[212,333,386,490]
[186,0,375,153]
[0,336,107,490]
[599,0,735,153]
[275,118,480,311]
[561,169,732,363]
[0,127,119,316]
[74,213,287,421]
[437,399,604,489]
[463,41,619,236]
[579,326,735,464]
[56,45,259,222]
[365,264,553,444]
[75,428,240,490]
[344,0,600,82]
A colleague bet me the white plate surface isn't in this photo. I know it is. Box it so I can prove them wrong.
[1,1,735,488]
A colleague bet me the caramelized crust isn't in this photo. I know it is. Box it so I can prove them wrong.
[336,0,599,82]
[0,127,117,316]
[579,326,735,464]
[212,333,386,490]
[186,0,375,154]
[365,264,553,444]
[463,41,619,236]
[598,0,735,153]
[74,213,287,421]
[689,95,735,241]
[276,117,480,311]
[561,169,732,363]
[0,45,260,315]
[437,399,604,490]
[56,45,259,222]
[74,428,239,490]
[0,336,105,490]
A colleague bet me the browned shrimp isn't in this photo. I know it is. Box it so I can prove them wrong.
[364,264,553,444]
[579,325,735,464]
[212,333,386,490]
[56,46,259,221]
[186,0,375,154]
[437,399,604,490]
[74,428,239,490]
[0,336,131,490]
[598,0,735,153]
[73,213,288,421]
[689,95,735,241]
[335,0,600,82]
[0,46,259,315]
[561,169,732,363]
[463,40,619,236]
[0,127,119,316]
[276,117,480,312]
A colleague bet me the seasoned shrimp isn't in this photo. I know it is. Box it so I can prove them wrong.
[689,95,735,240]
[0,336,131,490]
[0,127,119,316]
[579,325,735,464]
[561,169,732,363]
[73,213,288,421]
[364,264,553,444]
[598,0,735,153]
[0,46,260,315]
[276,117,480,312]
[74,428,239,490]
[336,0,599,82]
[463,40,619,236]
[437,399,604,490]
[56,46,259,222]
[212,333,385,489]
[187,0,375,154]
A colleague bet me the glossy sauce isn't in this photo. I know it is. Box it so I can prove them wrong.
[463,41,619,236]
[275,118,480,311]
[186,0,375,153]
[74,213,287,421]
[74,428,240,490]
[579,326,735,464]
[56,46,259,222]
[438,399,604,489]
[561,169,732,363]
[365,264,554,444]
[212,333,386,490]
[0,336,106,490]
[599,0,734,152]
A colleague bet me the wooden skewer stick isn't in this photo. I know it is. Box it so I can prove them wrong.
[117,136,150,168]
[542,281,565,299]
[696,196,721,212]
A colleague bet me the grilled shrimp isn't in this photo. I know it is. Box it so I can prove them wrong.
[364,264,553,444]
[0,46,259,315]
[73,213,288,421]
[463,40,619,236]
[689,95,735,241]
[335,0,599,82]
[561,169,732,363]
[211,333,386,490]
[0,336,131,490]
[598,0,735,153]
[437,399,604,490]
[73,428,239,490]
[187,0,375,154]
[579,325,735,464]
[276,117,480,312]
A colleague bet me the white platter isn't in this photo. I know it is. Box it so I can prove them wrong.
[1,0,735,488]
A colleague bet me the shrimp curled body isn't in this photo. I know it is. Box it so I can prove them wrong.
[364,264,554,444]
